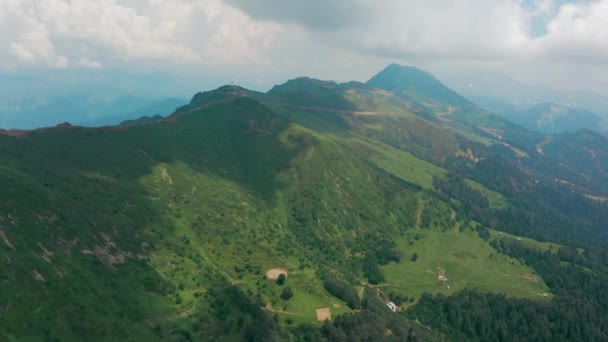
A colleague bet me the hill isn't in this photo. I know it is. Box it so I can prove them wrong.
[1,65,608,341]
[485,102,606,135]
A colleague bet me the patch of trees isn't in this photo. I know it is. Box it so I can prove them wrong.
[323,277,361,310]
[363,243,402,285]
[433,173,489,212]
[207,285,287,341]
[387,292,414,306]
[363,256,385,285]
[435,161,608,246]
[475,225,490,240]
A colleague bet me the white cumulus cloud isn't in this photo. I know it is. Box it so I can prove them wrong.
[532,0,608,63]
[0,0,279,69]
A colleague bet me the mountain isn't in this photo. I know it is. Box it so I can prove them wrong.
[464,94,521,115]
[118,114,165,127]
[366,64,470,106]
[1,65,608,341]
[466,94,608,135]
[0,68,214,130]
[502,102,606,135]
[443,71,608,116]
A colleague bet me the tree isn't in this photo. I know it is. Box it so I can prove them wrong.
[411,253,418,262]
[276,274,286,286]
[323,278,361,309]
[280,287,293,300]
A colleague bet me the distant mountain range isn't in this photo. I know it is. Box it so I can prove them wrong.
[467,95,608,135]
[442,71,608,117]
[0,68,220,129]
[0,96,186,129]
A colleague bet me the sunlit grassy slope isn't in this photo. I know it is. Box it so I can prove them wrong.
[382,227,552,307]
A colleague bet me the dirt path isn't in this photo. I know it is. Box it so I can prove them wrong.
[584,194,608,203]
[265,303,307,316]
[477,126,526,157]
[0,228,14,249]
[435,106,455,122]
[536,136,553,156]
[261,101,381,116]
[415,198,424,231]
[477,126,504,140]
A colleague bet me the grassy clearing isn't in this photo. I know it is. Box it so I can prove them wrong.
[382,226,552,307]
[346,138,447,189]
[256,269,352,325]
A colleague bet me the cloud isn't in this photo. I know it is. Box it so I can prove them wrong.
[227,0,608,66]
[0,0,279,69]
[78,58,102,68]
[226,0,532,61]
[1,0,607,95]
[223,0,369,31]
[0,0,68,68]
[532,0,608,63]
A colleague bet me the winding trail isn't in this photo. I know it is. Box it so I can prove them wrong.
[435,106,455,122]
[536,137,553,156]
[261,101,381,116]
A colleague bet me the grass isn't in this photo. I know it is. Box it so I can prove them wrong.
[257,269,352,325]
[382,226,552,307]
[346,137,447,189]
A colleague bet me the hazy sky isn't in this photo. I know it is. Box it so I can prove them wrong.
[1,0,608,94]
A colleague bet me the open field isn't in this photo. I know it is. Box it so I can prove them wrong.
[382,227,552,308]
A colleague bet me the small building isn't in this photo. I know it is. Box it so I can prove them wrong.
[386,301,397,312]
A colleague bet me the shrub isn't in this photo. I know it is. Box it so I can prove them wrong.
[276,274,286,286]
[280,287,293,300]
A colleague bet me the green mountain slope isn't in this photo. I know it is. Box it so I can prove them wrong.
[2,65,608,341]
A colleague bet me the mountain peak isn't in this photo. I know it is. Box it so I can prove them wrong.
[385,63,429,74]
[367,64,469,106]
[267,76,356,110]
[176,85,258,112]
